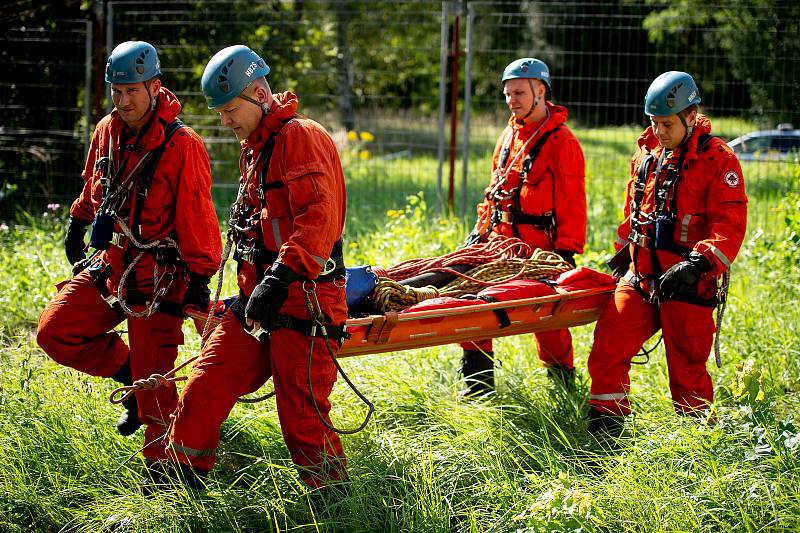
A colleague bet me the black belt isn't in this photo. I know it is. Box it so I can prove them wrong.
[234,239,345,282]
[627,229,693,256]
[229,296,349,344]
[494,209,554,230]
[622,271,717,308]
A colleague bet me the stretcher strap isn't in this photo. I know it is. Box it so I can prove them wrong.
[366,312,399,344]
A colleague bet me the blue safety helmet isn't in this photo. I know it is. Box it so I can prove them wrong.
[201,45,270,109]
[105,41,161,84]
[501,57,551,90]
[644,71,701,116]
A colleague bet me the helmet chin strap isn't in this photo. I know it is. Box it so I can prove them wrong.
[677,113,694,146]
[144,81,156,112]
[238,93,270,116]
[516,79,540,124]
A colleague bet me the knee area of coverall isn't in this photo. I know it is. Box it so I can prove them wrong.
[282,417,344,463]
[284,361,337,419]
[668,322,716,366]
[535,329,574,369]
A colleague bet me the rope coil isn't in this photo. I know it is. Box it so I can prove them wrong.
[369,249,571,312]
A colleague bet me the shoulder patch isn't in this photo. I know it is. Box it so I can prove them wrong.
[723,170,740,188]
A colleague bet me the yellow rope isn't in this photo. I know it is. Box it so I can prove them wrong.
[369,249,571,312]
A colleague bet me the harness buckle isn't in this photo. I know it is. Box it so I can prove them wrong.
[629,230,649,248]
[319,257,337,276]
[497,210,511,224]
[247,326,268,342]
[101,293,119,308]
[236,243,255,264]
[110,231,126,248]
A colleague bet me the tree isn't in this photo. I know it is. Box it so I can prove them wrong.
[642,0,800,126]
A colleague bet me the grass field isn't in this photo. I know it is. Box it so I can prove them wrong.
[1,123,799,532]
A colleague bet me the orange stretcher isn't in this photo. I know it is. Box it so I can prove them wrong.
[186,284,615,358]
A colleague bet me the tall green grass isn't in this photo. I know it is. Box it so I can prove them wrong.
[1,127,799,532]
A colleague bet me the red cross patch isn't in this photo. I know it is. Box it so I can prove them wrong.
[723,171,740,187]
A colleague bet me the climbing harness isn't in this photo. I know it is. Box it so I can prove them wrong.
[624,133,732,365]
[627,134,718,306]
[473,112,563,242]
[90,118,186,317]
[112,116,367,449]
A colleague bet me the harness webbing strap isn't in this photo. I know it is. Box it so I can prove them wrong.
[492,125,562,238]
[125,118,185,296]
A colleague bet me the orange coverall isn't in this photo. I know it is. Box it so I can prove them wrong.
[168,92,349,488]
[463,102,586,369]
[588,115,748,415]
[37,87,222,461]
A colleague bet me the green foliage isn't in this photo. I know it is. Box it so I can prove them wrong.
[642,0,800,125]
[2,127,800,531]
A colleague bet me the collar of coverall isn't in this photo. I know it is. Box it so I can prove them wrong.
[109,86,182,150]
[241,90,299,150]
[639,113,712,160]
[508,100,567,135]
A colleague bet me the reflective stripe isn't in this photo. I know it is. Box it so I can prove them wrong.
[169,441,216,458]
[707,244,731,268]
[311,254,326,268]
[271,219,283,247]
[590,392,628,401]
[680,214,691,242]
[615,236,628,248]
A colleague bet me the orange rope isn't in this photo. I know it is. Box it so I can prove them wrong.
[383,234,532,282]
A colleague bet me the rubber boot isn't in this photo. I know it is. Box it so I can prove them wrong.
[587,407,625,440]
[460,349,495,397]
[110,357,142,436]
[546,364,575,392]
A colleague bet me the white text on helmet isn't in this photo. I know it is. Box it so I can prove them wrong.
[245,62,258,77]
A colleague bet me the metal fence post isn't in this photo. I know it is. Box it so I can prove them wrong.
[435,1,450,216]
[105,1,114,113]
[84,20,93,155]
[460,1,473,219]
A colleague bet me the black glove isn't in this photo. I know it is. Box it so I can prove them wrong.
[555,249,576,268]
[181,272,211,313]
[658,251,712,300]
[245,263,299,330]
[607,247,632,280]
[64,216,91,265]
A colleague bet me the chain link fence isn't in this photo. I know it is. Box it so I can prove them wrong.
[0,19,92,216]
[3,1,798,246]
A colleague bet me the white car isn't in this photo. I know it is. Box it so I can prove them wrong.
[727,124,800,161]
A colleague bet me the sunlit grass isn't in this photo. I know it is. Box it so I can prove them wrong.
[1,127,799,532]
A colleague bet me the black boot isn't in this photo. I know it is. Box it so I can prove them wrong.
[587,407,626,440]
[460,349,495,397]
[546,364,575,392]
[110,358,142,436]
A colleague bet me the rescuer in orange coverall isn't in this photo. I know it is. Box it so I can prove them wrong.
[37,41,222,462]
[586,71,748,439]
[161,45,349,491]
[460,57,586,396]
